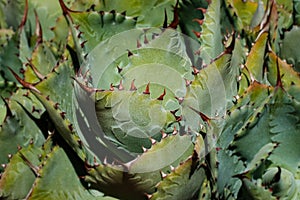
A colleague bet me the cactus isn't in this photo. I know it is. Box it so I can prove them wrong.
[0,0,300,199]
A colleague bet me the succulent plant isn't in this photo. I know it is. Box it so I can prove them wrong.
[0,0,300,199]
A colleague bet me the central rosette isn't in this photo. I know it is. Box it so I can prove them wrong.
[73,28,225,167]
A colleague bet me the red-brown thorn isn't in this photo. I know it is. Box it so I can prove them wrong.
[157,89,166,100]
[130,79,137,91]
[143,83,150,94]
[8,67,41,94]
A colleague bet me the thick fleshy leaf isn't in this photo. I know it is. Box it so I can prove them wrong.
[63,5,138,61]
[268,90,300,173]
[237,178,276,200]
[35,62,75,121]
[224,0,258,31]
[86,163,152,200]
[243,32,268,83]
[129,134,196,174]
[94,90,175,154]
[0,80,16,124]
[294,0,300,25]
[0,99,45,172]
[29,88,86,161]
[24,43,58,84]
[150,156,206,200]
[0,28,14,47]
[178,0,207,40]
[218,81,300,198]
[96,0,176,27]
[84,134,203,199]
[2,0,25,30]
[28,146,114,200]
[0,32,25,83]
[280,25,300,72]
[0,144,42,199]
[28,0,66,41]
[216,150,244,199]
[267,51,300,101]
[10,88,45,119]
[262,167,300,199]
[199,0,223,63]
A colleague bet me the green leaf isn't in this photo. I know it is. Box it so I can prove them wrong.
[218,82,271,149]
[30,88,87,162]
[0,28,14,47]
[198,178,212,200]
[183,52,232,133]
[178,0,207,40]
[28,146,113,200]
[2,0,25,30]
[0,2,7,28]
[24,43,58,84]
[267,51,300,101]
[262,167,300,199]
[94,90,175,153]
[0,99,45,172]
[86,28,194,91]
[0,144,43,199]
[129,134,196,173]
[237,178,276,200]
[84,134,203,199]
[199,0,223,63]
[86,164,152,200]
[29,0,65,41]
[66,8,137,61]
[241,31,268,88]
[10,89,45,119]
[35,61,75,123]
[268,90,300,173]
[216,150,244,199]
[96,0,176,27]
[294,0,300,25]
[0,80,17,124]
[225,0,259,31]
[150,156,206,200]
[250,1,265,28]
[280,25,300,72]
[243,143,277,173]
[219,82,300,198]
[0,32,24,83]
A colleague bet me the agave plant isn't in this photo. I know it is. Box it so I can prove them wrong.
[0,0,300,199]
